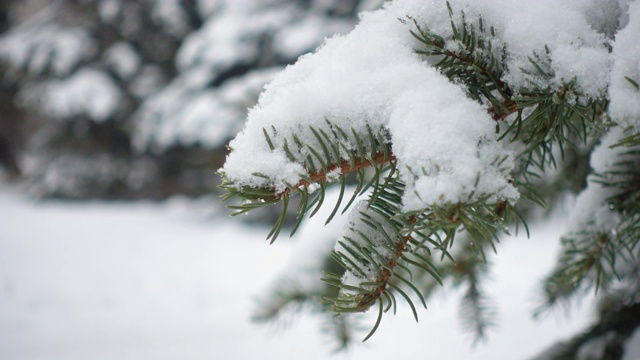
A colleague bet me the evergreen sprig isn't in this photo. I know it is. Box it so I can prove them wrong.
[222,1,632,348]
[321,171,433,341]
[320,167,522,341]
[408,3,608,206]
[220,120,395,243]
[221,2,526,342]
[407,5,511,119]
[537,145,640,315]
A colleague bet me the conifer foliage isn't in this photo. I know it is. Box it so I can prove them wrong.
[220,0,640,355]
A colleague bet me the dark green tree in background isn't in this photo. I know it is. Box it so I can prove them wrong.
[0,0,379,199]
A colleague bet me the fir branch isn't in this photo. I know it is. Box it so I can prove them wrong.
[275,151,397,200]
[221,1,615,347]
[220,123,395,242]
[357,227,412,310]
[408,4,607,161]
[537,145,640,315]
[322,172,432,338]
[322,168,518,341]
[408,11,514,120]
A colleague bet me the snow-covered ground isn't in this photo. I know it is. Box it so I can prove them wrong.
[0,187,595,359]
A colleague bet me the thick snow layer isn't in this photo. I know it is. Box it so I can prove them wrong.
[410,0,610,97]
[609,0,640,129]
[390,81,517,208]
[222,0,629,209]
[223,0,525,207]
[0,187,599,360]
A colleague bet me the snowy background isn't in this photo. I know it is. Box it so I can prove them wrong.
[0,186,596,360]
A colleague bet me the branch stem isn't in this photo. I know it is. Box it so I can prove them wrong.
[276,151,396,199]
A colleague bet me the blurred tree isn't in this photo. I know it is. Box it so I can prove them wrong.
[0,0,382,199]
[0,1,24,178]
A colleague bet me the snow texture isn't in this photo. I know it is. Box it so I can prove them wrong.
[390,81,517,208]
[571,0,630,38]
[609,0,640,130]
[223,0,533,208]
[411,0,610,98]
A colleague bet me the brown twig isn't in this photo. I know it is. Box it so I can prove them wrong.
[356,232,412,309]
[489,99,520,121]
[275,151,397,199]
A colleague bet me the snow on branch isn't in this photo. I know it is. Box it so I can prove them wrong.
[221,0,519,209]
[609,0,640,131]
[220,0,636,341]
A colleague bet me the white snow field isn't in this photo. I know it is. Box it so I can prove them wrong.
[0,187,595,360]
